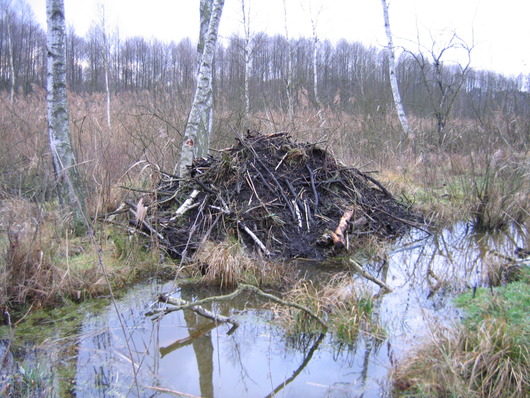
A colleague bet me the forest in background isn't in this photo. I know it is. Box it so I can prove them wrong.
[1,1,529,230]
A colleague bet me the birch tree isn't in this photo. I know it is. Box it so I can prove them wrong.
[178,0,224,177]
[241,0,252,118]
[306,1,322,108]
[46,0,86,228]
[96,3,112,129]
[282,0,294,123]
[381,0,410,136]
[1,0,16,102]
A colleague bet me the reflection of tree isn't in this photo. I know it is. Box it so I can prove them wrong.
[181,289,215,398]
[263,333,325,398]
[160,321,217,358]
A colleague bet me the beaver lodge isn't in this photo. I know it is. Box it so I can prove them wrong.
[122,131,423,260]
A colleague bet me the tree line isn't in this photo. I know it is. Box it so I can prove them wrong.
[1,2,529,128]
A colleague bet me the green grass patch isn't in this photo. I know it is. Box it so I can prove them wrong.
[393,273,530,397]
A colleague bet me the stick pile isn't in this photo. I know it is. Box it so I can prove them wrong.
[124,131,422,260]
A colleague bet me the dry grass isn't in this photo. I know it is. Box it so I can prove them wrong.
[393,279,530,398]
[393,319,529,398]
[191,240,290,288]
[272,272,379,342]
[0,195,167,309]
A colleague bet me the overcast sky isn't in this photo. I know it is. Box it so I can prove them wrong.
[25,0,530,77]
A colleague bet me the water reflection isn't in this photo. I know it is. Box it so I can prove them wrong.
[4,222,526,397]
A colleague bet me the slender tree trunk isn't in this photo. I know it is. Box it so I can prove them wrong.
[241,0,251,119]
[178,0,224,177]
[282,0,294,124]
[309,11,320,108]
[381,0,410,136]
[312,33,319,107]
[99,6,112,129]
[3,4,16,102]
[46,0,86,229]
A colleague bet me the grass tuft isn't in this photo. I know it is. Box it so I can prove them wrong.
[272,273,380,342]
[393,278,530,397]
[191,240,289,288]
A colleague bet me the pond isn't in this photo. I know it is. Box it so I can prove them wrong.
[1,222,526,397]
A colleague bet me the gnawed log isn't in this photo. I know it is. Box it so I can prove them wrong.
[331,209,354,248]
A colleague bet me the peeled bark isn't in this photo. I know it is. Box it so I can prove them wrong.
[381,0,410,137]
[46,0,86,228]
[178,0,224,177]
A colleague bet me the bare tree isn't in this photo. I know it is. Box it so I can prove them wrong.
[46,0,86,229]
[241,0,252,119]
[381,0,410,136]
[178,0,224,177]
[282,0,294,123]
[1,0,15,102]
[409,32,473,146]
[96,3,112,129]
[305,0,322,108]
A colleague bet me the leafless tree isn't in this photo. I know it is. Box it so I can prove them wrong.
[409,32,473,146]
[46,0,86,229]
[282,0,294,123]
[178,0,225,177]
[95,3,112,129]
[381,0,410,137]
[241,0,253,119]
[1,0,15,102]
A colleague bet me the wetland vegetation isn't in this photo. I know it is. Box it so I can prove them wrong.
[1,1,529,395]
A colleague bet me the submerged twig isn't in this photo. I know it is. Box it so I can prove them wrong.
[350,259,393,293]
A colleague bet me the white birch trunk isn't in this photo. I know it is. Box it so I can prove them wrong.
[241,0,251,118]
[101,8,112,130]
[381,0,410,136]
[310,18,320,107]
[178,0,224,177]
[282,0,294,124]
[46,0,86,227]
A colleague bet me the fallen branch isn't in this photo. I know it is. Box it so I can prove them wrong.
[157,294,239,334]
[151,284,328,330]
[125,200,166,242]
[238,221,272,256]
[349,259,393,293]
[306,164,319,214]
[171,189,200,220]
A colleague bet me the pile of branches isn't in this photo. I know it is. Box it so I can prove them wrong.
[124,131,422,260]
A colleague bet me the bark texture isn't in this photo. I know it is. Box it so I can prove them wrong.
[178,0,225,177]
[46,0,86,227]
[381,0,410,136]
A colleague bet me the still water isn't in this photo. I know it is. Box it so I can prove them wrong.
[2,222,526,397]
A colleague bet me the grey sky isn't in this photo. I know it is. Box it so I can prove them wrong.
[26,0,530,77]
